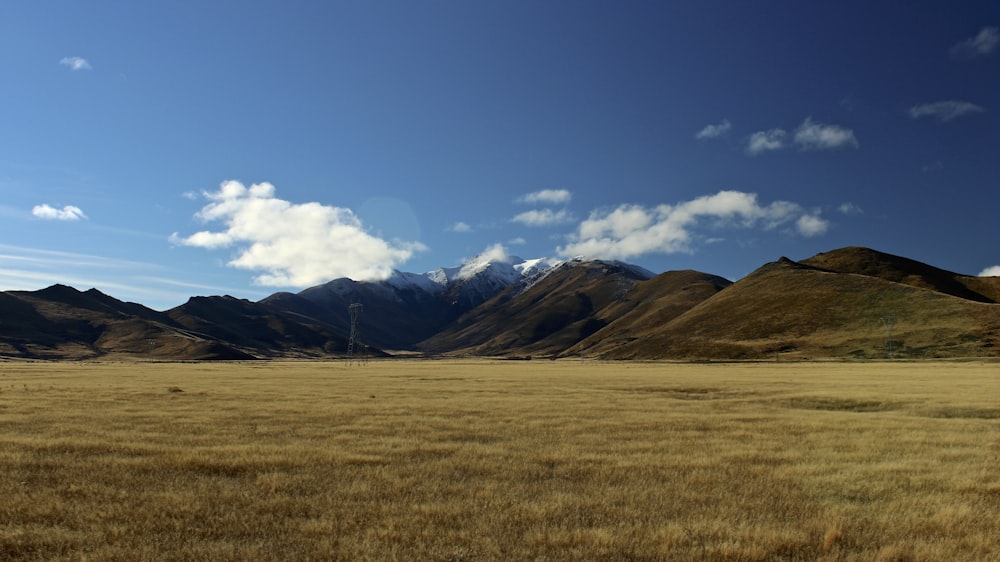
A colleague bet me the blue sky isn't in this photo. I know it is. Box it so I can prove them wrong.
[2,1,998,310]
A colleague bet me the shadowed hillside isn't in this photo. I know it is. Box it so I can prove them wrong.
[417,260,655,356]
[802,247,1000,303]
[0,286,254,360]
[167,296,353,358]
[565,270,732,357]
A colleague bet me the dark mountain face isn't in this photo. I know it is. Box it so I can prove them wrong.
[260,260,552,350]
[2,247,999,361]
[0,286,253,360]
[260,279,456,350]
[417,260,658,356]
[166,295,349,358]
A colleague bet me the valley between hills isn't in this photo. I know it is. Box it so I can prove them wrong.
[2,246,998,361]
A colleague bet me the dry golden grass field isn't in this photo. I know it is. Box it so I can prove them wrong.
[1,359,999,561]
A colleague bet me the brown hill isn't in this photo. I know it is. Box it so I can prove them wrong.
[417,260,657,356]
[166,295,354,358]
[606,256,1000,360]
[0,286,254,360]
[801,246,999,303]
[564,270,732,357]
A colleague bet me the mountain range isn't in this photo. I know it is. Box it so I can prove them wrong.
[1,246,998,361]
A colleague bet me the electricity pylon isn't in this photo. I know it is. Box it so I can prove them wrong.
[347,303,363,364]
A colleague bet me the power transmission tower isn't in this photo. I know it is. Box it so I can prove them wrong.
[880,315,897,359]
[347,302,363,365]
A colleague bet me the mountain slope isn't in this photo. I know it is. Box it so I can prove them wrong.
[0,286,254,360]
[802,246,999,303]
[566,269,732,357]
[166,295,351,358]
[417,259,657,356]
[606,256,1000,360]
[261,255,560,350]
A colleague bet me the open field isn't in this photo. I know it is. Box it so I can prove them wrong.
[1,360,999,561]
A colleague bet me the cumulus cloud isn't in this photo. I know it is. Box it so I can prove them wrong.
[512,208,573,227]
[793,117,859,150]
[979,265,1000,277]
[170,180,426,286]
[908,100,984,122]
[449,221,473,233]
[558,190,826,259]
[695,119,732,140]
[746,129,787,155]
[59,56,91,71]
[951,27,999,58]
[795,214,829,237]
[32,204,87,221]
[517,189,572,205]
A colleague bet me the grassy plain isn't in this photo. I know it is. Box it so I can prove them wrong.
[1,359,998,561]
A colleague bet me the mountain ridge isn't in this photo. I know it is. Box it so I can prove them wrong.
[2,247,998,361]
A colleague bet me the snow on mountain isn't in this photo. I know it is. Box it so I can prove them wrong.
[384,270,445,294]
[298,251,647,311]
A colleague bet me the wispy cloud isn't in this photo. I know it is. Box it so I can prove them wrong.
[908,100,984,122]
[838,202,863,215]
[448,221,473,233]
[695,119,732,140]
[512,208,573,227]
[793,117,859,150]
[746,129,787,155]
[951,27,999,59]
[558,190,827,259]
[32,204,87,221]
[59,56,91,71]
[0,244,222,310]
[517,189,572,205]
[979,265,1000,277]
[171,180,426,286]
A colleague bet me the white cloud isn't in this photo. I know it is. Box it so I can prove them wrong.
[170,180,426,286]
[951,27,1000,58]
[32,204,87,221]
[793,117,859,150]
[449,221,473,233]
[695,119,732,140]
[979,265,1000,277]
[558,190,825,259]
[512,208,573,227]
[908,100,984,122]
[457,242,511,280]
[746,129,787,155]
[59,56,91,71]
[517,189,572,205]
[795,214,829,237]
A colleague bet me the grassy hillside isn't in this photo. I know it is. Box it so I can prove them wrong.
[568,269,731,358]
[609,258,1000,360]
